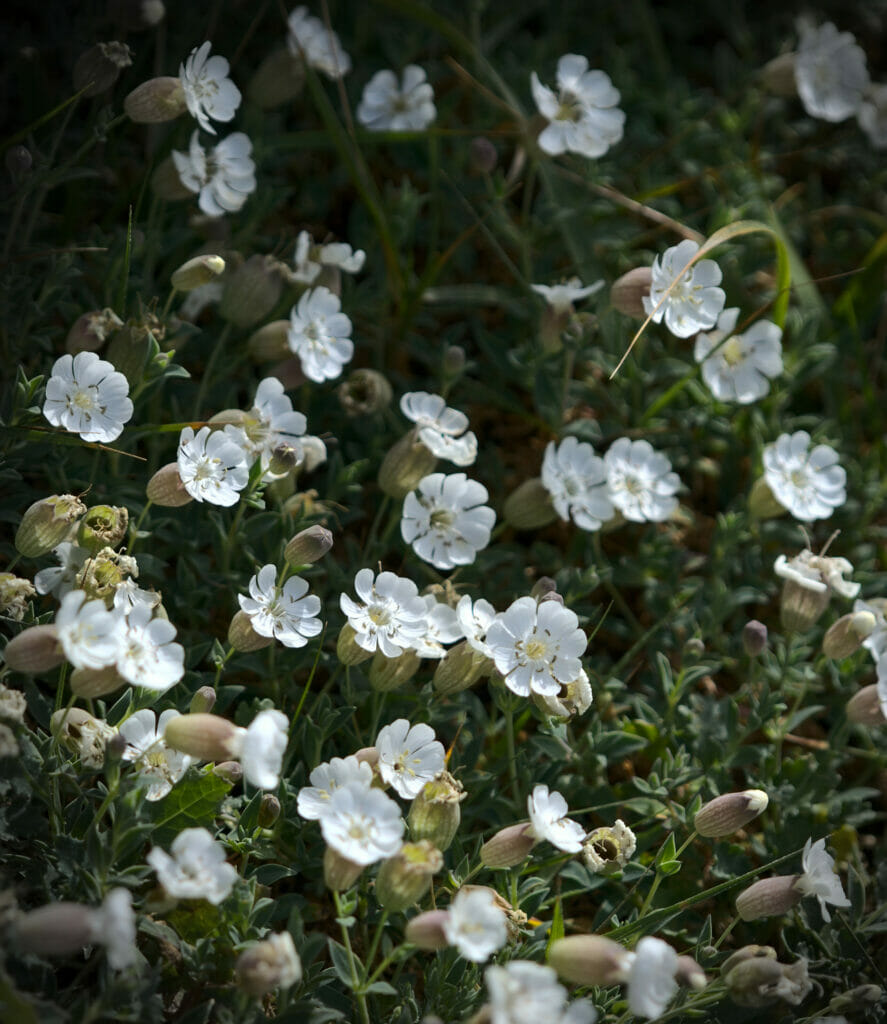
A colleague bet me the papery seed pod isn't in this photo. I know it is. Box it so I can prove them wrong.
[0,574,36,622]
[405,909,450,950]
[76,547,137,605]
[408,771,466,850]
[190,686,216,714]
[16,495,86,558]
[823,610,876,659]
[163,713,244,762]
[375,841,443,912]
[748,477,786,521]
[377,430,438,499]
[432,640,491,696]
[846,685,887,726]
[73,41,132,97]
[539,305,569,355]
[15,902,97,957]
[247,47,306,109]
[780,578,831,633]
[70,665,127,699]
[171,255,226,292]
[247,319,291,362]
[4,625,64,674]
[694,790,769,838]
[236,932,302,996]
[228,610,274,653]
[66,308,124,354]
[502,478,557,530]
[610,266,653,319]
[268,444,302,477]
[742,619,768,657]
[77,505,129,553]
[219,255,283,328]
[51,707,116,768]
[323,846,363,892]
[285,525,333,567]
[338,368,393,417]
[735,875,802,921]
[720,945,777,976]
[336,624,373,666]
[146,463,193,507]
[369,649,420,692]
[124,76,187,123]
[725,954,811,1008]
[548,935,630,986]
[761,53,798,97]
[480,823,535,869]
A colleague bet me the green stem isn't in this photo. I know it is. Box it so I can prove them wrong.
[364,910,389,975]
[504,699,519,803]
[127,500,152,555]
[365,942,415,987]
[333,892,371,1024]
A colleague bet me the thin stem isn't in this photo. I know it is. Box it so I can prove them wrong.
[127,501,152,555]
[364,910,389,975]
[333,892,371,1024]
[504,699,519,803]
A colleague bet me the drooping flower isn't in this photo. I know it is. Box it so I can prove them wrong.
[400,392,478,467]
[290,231,365,285]
[118,709,191,801]
[693,308,783,403]
[795,20,869,123]
[43,352,133,443]
[762,431,846,522]
[55,589,122,670]
[486,960,597,1024]
[115,603,185,693]
[376,719,445,799]
[625,937,679,1019]
[34,542,89,600]
[147,827,238,904]
[443,887,508,963]
[531,277,604,315]
[237,709,289,790]
[642,240,725,339]
[177,425,251,506]
[297,755,374,820]
[357,65,436,132]
[541,436,614,531]
[456,594,497,658]
[179,41,241,134]
[795,837,851,922]
[527,784,585,853]
[339,568,428,657]
[238,565,323,648]
[172,131,256,217]
[286,6,351,79]
[401,472,495,570]
[319,780,404,865]
[286,286,354,383]
[604,438,680,523]
[531,54,625,159]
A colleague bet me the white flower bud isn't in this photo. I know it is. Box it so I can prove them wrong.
[548,935,630,986]
[694,790,769,838]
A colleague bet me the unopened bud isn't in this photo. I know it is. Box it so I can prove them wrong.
[124,76,187,123]
[258,794,281,828]
[369,649,421,692]
[443,346,466,377]
[70,665,126,699]
[823,611,876,659]
[16,494,86,558]
[16,902,97,957]
[213,760,243,784]
[582,819,637,873]
[694,790,768,838]
[503,478,557,531]
[742,619,768,657]
[338,368,393,416]
[323,846,363,891]
[375,841,443,912]
[219,255,283,328]
[846,684,887,726]
[268,443,302,477]
[228,610,274,653]
[247,319,291,362]
[109,0,165,30]
[3,625,63,674]
[432,640,490,695]
[236,932,302,996]
[748,477,786,521]
[336,624,373,666]
[146,463,193,507]
[548,935,630,986]
[248,47,305,109]
[163,713,244,762]
[354,746,379,768]
[480,823,535,869]
[610,267,652,319]
[284,525,333,567]
[66,308,124,355]
[469,136,498,174]
[405,909,450,950]
[73,41,132,97]
[676,955,707,990]
[190,686,216,714]
[735,875,802,921]
[377,430,438,499]
[77,505,129,553]
[408,771,466,850]
[761,53,797,97]
[829,985,883,1014]
[171,254,226,292]
[530,577,558,601]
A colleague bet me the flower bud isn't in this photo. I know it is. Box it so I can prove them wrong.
[77,505,129,553]
[503,478,557,530]
[66,308,124,355]
[676,955,707,990]
[70,665,126,699]
[284,525,333,567]
[4,625,63,674]
[761,53,797,97]
[408,771,466,850]
[73,41,132,97]
[433,640,490,696]
[108,0,165,30]
[247,47,306,109]
[480,823,536,869]
[582,820,637,874]
[236,932,302,995]
[694,790,768,838]
[171,254,226,292]
[610,267,653,319]
[219,255,283,328]
[15,902,98,957]
[742,619,768,657]
[323,846,363,891]
[268,443,302,478]
[0,574,36,622]
[338,368,393,416]
[829,985,883,1014]
[190,686,216,714]
[16,494,86,558]
[213,760,243,784]
[163,713,244,762]
[548,935,630,986]
[378,430,438,499]
[405,909,450,950]
[258,794,281,828]
[846,685,887,726]
[146,463,193,507]
[247,319,291,362]
[228,610,274,653]
[748,477,786,521]
[6,144,32,183]
[336,624,373,666]
[720,945,777,976]
[124,76,186,123]
[375,841,443,912]
[823,611,875,660]
[369,649,421,692]
[725,953,811,1008]
[354,746,379,768]
[779,578,831,633]
[469,136,498,174]
[735,875,802,921]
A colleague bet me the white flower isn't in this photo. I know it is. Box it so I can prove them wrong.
[43,352,133,443]
[876,655,887,717]
[401,472,495,570]
[319,780,404,864]
[604,438,680,523]
[795,20,869,123]
[642,239,725,339]
[858,84,887,148]
[113,578,162,615]
[179,41,241,134]
[527,783,585,853]
[55,589,121,670]
[238,565,323,648]
[796,837,851,922]
[357,65,436,132]
[485,596,587,698]
[694,308,783,403]
[542,436,614,531]
[531,54,625,159]
[400,391,478,467]
[582,819,637,873]
[456,594,497,657]
[412,594,463,659]
[443,887,508,963]
[286,286,354,383]
[625,936,679,1019]
[376,719,445,799]
[147,827,238,905]
[857,598,887,660]
[531,278,604,315]
[34,542,89,599]
[774,549,859,598]
[177,425,251,506]
[762,431,846,522]
[339,568,428,657]
[290,231,365,285]
[286,5,351,79]
[536,669,594,719]
[115,603,184,693]
[172,131,256,217]
[297,755,373,820]
[486,961,597,1024]
[241,377,307,478]
[236,709,289,790]
[118,709,191,801]
[91,888,137,970]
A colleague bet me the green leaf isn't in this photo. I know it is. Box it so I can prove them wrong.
[546,894,565,956]
[655,834,677,867]
[327,938,360,989]
[147,769,231,846]
[364,981,398,996]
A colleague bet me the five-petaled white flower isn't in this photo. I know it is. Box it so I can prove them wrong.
[34,542,89,600]
[774,549,859,599]
[236,709,289,790]
[375,719,445,799]
[456,594,498,658]
[604,438,680,523]
[286,286,354,383]
[694,308,783,404]
[179,41,241,135]
[531,278,604,315]
[339,568,428,658]
[795,19,869,123]
[486,596,587,698]
[55,589,121,670]
[527,783,585,853]
[643,240,725,339]
[400,392,478,467]
[118,709,191,801]
[795,837,851,922]
[115,602,185,693]
[286,6,351,79]
[762,431,846,522]
[542,436,614,532]
[177,425,251,506]
[239,377,307,478]
[172,131,256,217]
[357,65,436,132]
[401,472,495,570]
[412,594,463,660]
[531,54,625,159]
[147,827,238,905]
[297,755,373,820]
[625,936,679,1019]
[443,887,508,963]
[319,780,404,864]
[290,230,366,285]
[43,352,133,443]
[486,960,597,1024]
[238,565,323,648]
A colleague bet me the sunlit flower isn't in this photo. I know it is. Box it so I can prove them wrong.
[542,436,614,531]
[486,960,597,1024]
[179,41,241,134]
[456,594,497,657]
[443,887,508,963]
[118,709,191,800]
[290,230,365,285]
[112,578,162,615]
[643,240,725,339]
[237,709,289,790]
[319,780,404,864]
[238,564,323,648]
[531,54,625,159]
[527,784,585,853]
[858,84,887,148]
[694,308,783,403]
[286,286,354,383]
[762,431,846,522]
[43,352,133,443]
[172,131,256,217]
[239,377,307,477]
[625,937,679,1019]
[115,605,184,693]
[297,755,373,820]
[412,594,463,659]
[55,589,121,670]
[34,541,89,600]
[339,568,428,657]
[604,437,680,523]
[177,425,251,506]
[796,837,851,922]
[286,5,351,79]
[531,278,604,315]
[357,65,436,132]
[795,19,869,123]
[147,827,238,904]
[376,719,445,799]
[400,392,478,467]
[401,472,495,570]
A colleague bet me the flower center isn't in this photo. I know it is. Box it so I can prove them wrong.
[71,388,96,412]
[369,605,392,627]
[722,337,745,366]
[524,638,548,661]
[555,92,583,122]
[790,468,810,489]
[430,508,455,531]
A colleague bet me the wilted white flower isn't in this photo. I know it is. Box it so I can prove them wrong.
[290,230,365,285]
[694,308,783,403]
[443,887,508,963]
[400,392,478,467]
[412,594,463,660]
[795,20,869,123]
[456,594,497,657]
[762,431,846,522]
[604,438,680,523]
[531,54,625,159]
[237,709,289,790]
[582,819,637,873]
[118,709,191,801]
[536,669,594,719]
[625,937,679,1019]
[357,65,436,132]
[177,425,251,506]
[796,837,851,922]
[147,827,238,904]
[542,436,614,531]
[56,590,121,670]
[172,131,256,217]
[376,719,445,799]
[486,960,597,1024]
[858,84,887,148]
[115,603,184,693]
[286,286,354,383]
[486,596,586,698]
[643,240,725,339]
[319,780,404,864]
[531,278,604,315]
[0,684,26,724]
[297,755,373,820]
[34,542,89,599]
[286,6,351,79]
[527,784,585,853]
[339,568,428,657]
[43,352,133,443]
[179,41,241,134]
[238,565,323,648]
[401,472,495,570]
[774,549,859,599]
